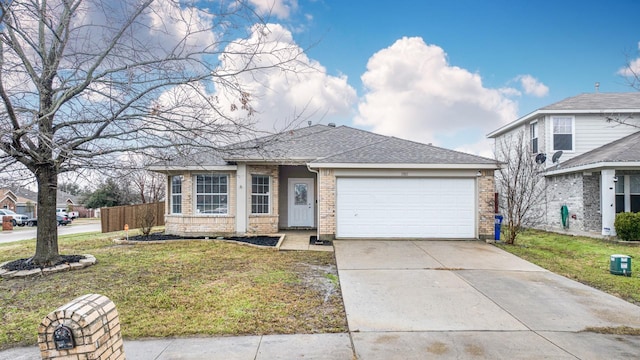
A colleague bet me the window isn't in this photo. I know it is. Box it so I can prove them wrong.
[195,174,228,214]
[615,176,625,213]
[631,175,640,212]
[170,176,182,214]
[552,116,573,151]
[251,175,270,214]
[530,122,538,153]
[615,175,640,213]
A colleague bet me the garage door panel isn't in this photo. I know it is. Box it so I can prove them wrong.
[336,178,475,239]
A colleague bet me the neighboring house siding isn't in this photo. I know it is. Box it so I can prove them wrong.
[318,168,336,241]
[540,114,639,164]
[247,165,279,234]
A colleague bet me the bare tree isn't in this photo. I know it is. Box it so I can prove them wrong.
[494,130,547,244]
[0,0,306,266]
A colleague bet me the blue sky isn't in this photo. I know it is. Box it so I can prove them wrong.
[233,0,640,156]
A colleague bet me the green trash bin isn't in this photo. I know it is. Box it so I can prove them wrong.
[610,254,632,277]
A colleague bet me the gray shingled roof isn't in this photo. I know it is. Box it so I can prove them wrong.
[541,93,640,111]
[310,136,496,165]
[548,131,640,173]
[488,92,640,138]
[225,125,390,161]
[153,124,497,168]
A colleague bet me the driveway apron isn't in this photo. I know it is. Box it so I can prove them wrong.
[334,240,640,359]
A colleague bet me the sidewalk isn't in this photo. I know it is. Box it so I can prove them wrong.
[0,333,354,360]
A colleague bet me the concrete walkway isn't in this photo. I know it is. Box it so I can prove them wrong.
[3,240,640,359]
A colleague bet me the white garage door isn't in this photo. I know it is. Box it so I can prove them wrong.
[336,178,476,238]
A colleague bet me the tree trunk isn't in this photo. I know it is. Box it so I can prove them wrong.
[30,164,61,267]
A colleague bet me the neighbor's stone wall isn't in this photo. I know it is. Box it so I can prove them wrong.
[478,170,495,240]
[318,169,336,240]
[546,173,586,233]
[38,294,124,360]
[582,173,601,233]
[247,165,280,234]
[165,170,237,237]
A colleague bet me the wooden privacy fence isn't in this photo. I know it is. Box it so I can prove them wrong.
[101,202,165,233]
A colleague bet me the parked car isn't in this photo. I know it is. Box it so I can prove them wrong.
[0,209,29,226]
[57,215,71,226]
[57,208,79,220]
[26,215,72,227]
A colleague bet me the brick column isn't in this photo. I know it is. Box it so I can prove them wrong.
[38,294,125,360]
[478,170,496,240]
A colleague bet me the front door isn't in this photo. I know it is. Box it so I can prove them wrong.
[288,178,314,227]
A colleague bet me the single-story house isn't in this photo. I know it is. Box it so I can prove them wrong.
[149,124,499,240]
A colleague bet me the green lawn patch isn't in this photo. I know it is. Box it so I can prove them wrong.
[0,232,346,350]
[496,230,640,305]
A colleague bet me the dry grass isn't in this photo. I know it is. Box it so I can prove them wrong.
[0,232,347,350]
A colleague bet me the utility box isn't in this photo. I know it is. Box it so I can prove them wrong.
[610,254,632,277]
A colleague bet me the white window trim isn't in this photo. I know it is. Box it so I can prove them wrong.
[550,116,575,152]
[170,175,182,214]
[530,120,538,153]
[250,174,271,215]
[193,173,229,216]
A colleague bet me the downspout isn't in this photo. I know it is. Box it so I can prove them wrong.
[307,163,320,240]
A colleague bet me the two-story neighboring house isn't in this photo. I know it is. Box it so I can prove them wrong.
[487,92,640,237]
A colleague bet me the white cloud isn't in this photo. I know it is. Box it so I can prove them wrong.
[248,0,298,19]
[516,74,549,97]
[355,37,518,151]
[215,23,357,132]
[618,58,640,76]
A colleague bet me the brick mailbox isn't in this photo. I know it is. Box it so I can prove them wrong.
[38,294,125,360]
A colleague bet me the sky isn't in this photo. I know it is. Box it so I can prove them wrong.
[231,0,640,157]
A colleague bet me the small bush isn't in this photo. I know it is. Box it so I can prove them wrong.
[614,212,640,241]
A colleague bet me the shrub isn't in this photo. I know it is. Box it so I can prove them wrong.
[614,212,640,241]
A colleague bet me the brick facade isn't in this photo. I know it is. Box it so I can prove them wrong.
[478,170,496,240]
[318,169,336,241]
[247,165,279,234]
[165,171,237,237]
[38,294,124,360]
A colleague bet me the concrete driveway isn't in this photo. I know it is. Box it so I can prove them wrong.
[334,240,640,359]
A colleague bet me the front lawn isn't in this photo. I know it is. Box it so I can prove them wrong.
[497,230,640,305]
[0,232,346,350]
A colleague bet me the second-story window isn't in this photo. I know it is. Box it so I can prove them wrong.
[552,116,573,151]
[530,122,538,153]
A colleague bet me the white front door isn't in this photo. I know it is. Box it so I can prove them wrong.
[288,178,314,227]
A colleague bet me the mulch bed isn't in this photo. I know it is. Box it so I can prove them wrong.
[127,232,280,247]
[1,255,86,271]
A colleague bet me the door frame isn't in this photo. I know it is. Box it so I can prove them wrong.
[287,178,315,227]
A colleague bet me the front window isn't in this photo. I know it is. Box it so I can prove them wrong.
[615,176,625,213]
[530,122,538,153]
[251,175,270,214]
[615,175,640,213]
[195,174,228,214]
[552,116,573,151]
[170,176,182,214]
